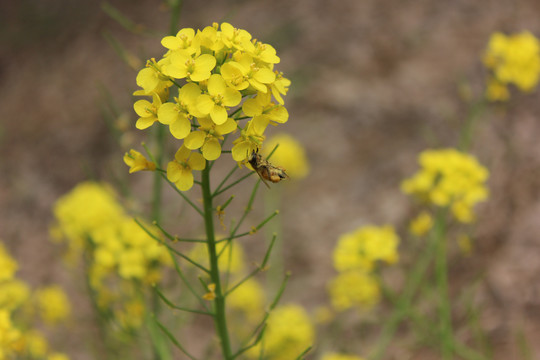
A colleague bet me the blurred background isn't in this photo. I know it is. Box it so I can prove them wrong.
[2,0,540,359]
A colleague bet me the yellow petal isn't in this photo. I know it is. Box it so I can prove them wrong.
[254,68,276,84]
[134,100,152,117]
[169,117,191,139]
[216,118,237,134]
[242,98,262,117]
[167,161,181,182]
[189,152,206,170]
[232,141,251,161]
[175,169,194,191]
[202,139,221,160]
[157,102,178,125]
[196,94,214,115]
[161,36,182,50]
[210,105,228,125]
[136,116,155,130]
[184,131,206,149]
[179,83,202,104]
[174,145,191,162]
[207,74,227,95]
[222,87,241,107]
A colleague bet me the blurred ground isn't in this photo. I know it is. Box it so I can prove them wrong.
[2,0,540,359]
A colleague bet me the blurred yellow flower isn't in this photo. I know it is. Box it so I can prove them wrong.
[483,31,540,99]
[262,133,310,180]
[248,304,314,360]
[333,225,399,273]
[0,310,21,358]
[35,286,71,324]
[328,270,380,311]
[227,278,265,323]
[0,243,18,282]
[409,211,433,237]
[0,279,30,311]
[189,241,245,275]
[401,149,489,223]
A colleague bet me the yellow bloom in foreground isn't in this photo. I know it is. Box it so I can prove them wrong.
[36,286,71,324]
[184,117,237,160]
[484,31,540,95]
[134,93,162,130]
[248,304,314,360]
[328,270,380,311]
[166,146,206,191]
[322,354,366,360]
[231,120,266,162]
[123,149,156,173]
[333,225,399,273]
[262,133,309,180]
[196,74,242,125]
[0,242,18,282]
[401,148,489,223]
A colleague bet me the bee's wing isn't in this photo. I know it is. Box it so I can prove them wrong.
[255,170,271,188]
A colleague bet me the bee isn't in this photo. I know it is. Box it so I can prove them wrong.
[248,150,289,188]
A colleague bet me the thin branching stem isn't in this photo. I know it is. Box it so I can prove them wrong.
[134,219,210,274]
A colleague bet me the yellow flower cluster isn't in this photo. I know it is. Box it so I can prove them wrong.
[329,225,400,311]
[262,133,310,180]
[400,149,489,223]
[247,304,314,360]
[0,242,70,360]
[483,31,540,101]
[51,182,171,330]
[131,22,291,191]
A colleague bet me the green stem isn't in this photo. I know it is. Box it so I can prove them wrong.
[458,99,486,152]
[152,124,165,222]
[434,208,453,359]
[370,221,439,360]
[201,163,233,359]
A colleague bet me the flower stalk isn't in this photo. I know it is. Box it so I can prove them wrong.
[201,163,233,359]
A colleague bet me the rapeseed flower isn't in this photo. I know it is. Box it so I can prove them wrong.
[131,22,292,189]
[409,211,433,236]
[248,304,314,360]
[0,243,17,282]
[483,31,540,100]
[401,149,489,223]
[227,277,265,323]
[188,241,245,275]
[134,93,162,130]
[166,145,206,191]
[328,270,380,311]
[333,225,399,273]
[123,149,156,173]
[51,183,170,331]
[184,117,237,160]
[157,82,202,139]
[35,286,71,324]
[196,74,242,125]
